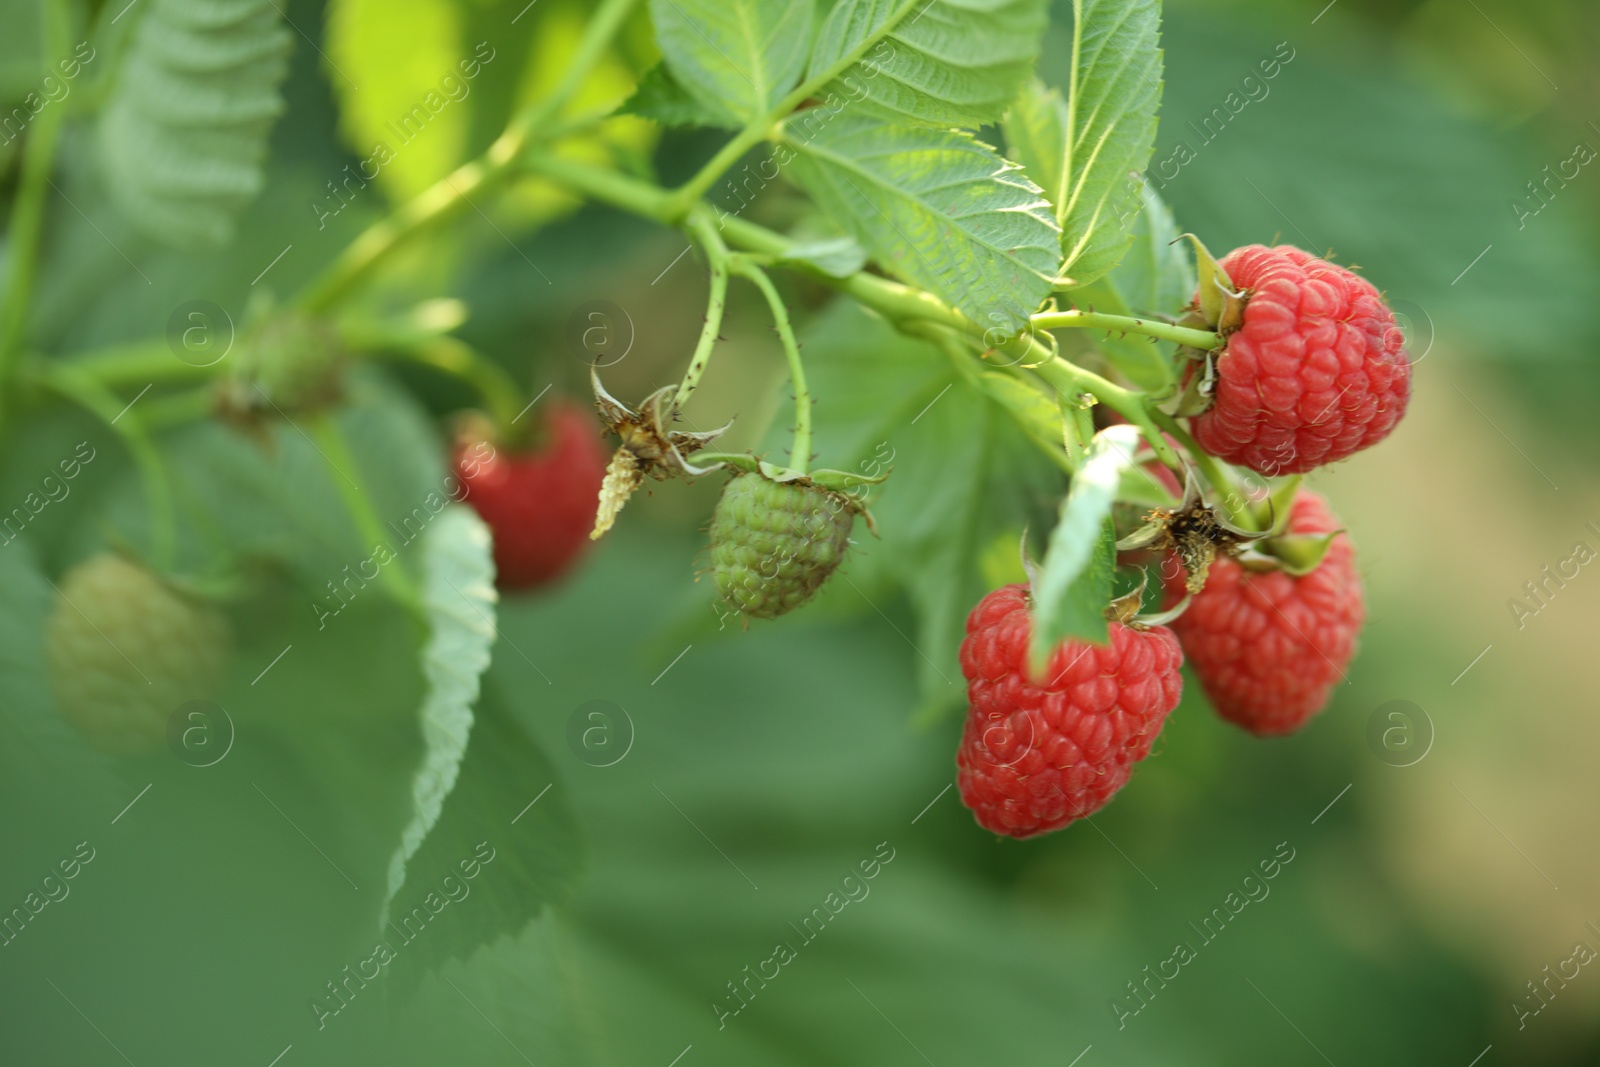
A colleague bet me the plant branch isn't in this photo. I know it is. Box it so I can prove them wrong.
[675,209,731,409]
[41,368,176,568]
[1148,408,1255,528]
[295,0,641,313]
[0,0,74,424]
[730,257,810,474]
[366,335,525,439]
[1031,310,1221,350]
[308,415,423,621]
[527,154,1185,466]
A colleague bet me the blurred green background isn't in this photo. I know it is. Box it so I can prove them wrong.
[3,0,1598,1064]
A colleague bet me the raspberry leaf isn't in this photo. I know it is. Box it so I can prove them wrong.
[775,236,870,279]
[1029,424,1142,668]
[380,686,579,983]
[805,0,1049,129]
[784,115,1063,335]
[96,0,292,248]
[619,62,736,129]
[649,0,814,126]
[762,303,1059,718]
[1071,183,1195,391]
[380,505,497,928]
[1054,0,1163,288]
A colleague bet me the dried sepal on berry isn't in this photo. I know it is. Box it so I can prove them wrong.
[589,366,731,539]
[1115,467,1260,594]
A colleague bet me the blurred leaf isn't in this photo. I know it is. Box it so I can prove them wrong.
[390,914,595,1066]
[0,1,43,100]
[619,61,733,128]
[96,0,292,248]
[1029,423,1139,665]
[0,538,119,809]
[384,684,580,979]
[1004,78,1069,209]
[1075,182,1192,390]
[648,0,812,126]
[90,373,446,587]
[785,115,1062,334]
[779,302,1061,715]
[380,505,497,925]
[325,0,471,201]
[776,235,869,278]
[806,0,1050,129]
[1056,0,1162,288]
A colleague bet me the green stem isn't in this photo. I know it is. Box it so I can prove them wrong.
[0,0,73,425]
[295,0,640,313]
[675,210,731,409]
[42,369,176,568]
[1031,310,1221,350]
[1148,408,1255,528]
[366,336,525,440]
[730,258,810,474]
[24,342,225,391]
[527,154,1185,467]
[308,415,424,621]
[661,4,920,219]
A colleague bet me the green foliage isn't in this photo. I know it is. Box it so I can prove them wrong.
[1055,0,1163,288]
[324,0,471,200]
[1075,183,1193,390]
[385,686,580,979]
[775,303,1060,715]
[806,0,1050,128]
[785,115,1062,333]
[649,0,813,126]
[775,235,868,278]
[380,505,498,925]
[96,0,292,248]
[0,1,44,101]
[618,61,733,128]
[1028,423,1138,665]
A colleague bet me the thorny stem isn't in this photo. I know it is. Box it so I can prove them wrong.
[731,258,811,475]
[1030,310,1222,351]
[294,0,641,313]
[41,369,175,568]
[524,154,1185,468]
[1148,408,1256,529]
[675,210,731,410]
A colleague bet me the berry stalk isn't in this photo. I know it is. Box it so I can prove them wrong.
[0,0,73,425]
[730,258,811,475]
[40,367,176,568]
[674,210,732,411]
[310,415,424,621]
[1030,309,1222,351]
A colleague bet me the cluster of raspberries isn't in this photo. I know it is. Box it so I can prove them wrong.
[959,246,1393,839]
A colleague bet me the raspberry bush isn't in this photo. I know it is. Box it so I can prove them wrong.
[0,0,1444,1060]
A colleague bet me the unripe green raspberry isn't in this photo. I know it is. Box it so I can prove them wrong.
[709,474,855,619]
[46,554,232,755]
[219,311,344,419]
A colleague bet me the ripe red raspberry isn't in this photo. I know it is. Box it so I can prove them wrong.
[47,554,232,755]
[957,584,1184,838]
[455,401,608,591]
[1172,490,1364,736]
[1192,245,1410,475]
